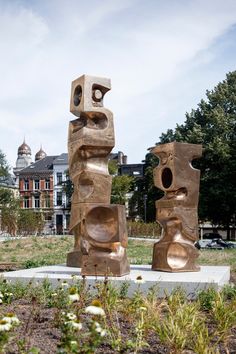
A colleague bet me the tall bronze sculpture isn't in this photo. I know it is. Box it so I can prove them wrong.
[152,142,202,272]
[67,75,130,276]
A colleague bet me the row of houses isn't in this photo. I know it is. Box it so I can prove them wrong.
[1,140,144,234]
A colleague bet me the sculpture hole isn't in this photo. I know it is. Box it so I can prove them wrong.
[74,85,82,106]
[161,167,173,188]
[78,174,94,200]
[167,243,188,269]
[86,207,117,242]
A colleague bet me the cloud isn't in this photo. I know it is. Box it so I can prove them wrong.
[0,0,236,169]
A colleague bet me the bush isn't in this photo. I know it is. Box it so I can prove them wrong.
[127,221,161,238]
[17,210,44,236]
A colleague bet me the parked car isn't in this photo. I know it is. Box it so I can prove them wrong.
[195,238,236,250]
[202,232,223,240]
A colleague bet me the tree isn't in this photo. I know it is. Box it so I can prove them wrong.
[0,188,14,206]
[111,175,134,205]
[0,150,10,177]
[129,152,162,221]
[0,187,20,237]
[157,71,236,237]
[108,159,134,205]
[17,209,44,236]
[62,169,73,210]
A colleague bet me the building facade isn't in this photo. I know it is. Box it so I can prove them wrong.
[18,155,55,234]
[53,153,70,234]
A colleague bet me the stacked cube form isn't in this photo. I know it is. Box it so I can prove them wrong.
[67,75,130,276]
[152,142,202,272]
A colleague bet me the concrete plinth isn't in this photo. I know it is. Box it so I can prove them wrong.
[1,265,230,298]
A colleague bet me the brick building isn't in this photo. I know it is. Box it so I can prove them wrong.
[18,155,55,233]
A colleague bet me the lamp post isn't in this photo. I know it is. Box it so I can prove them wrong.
[144,194,147,223]
[62,202,66,235]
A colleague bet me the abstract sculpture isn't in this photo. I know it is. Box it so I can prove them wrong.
[67,75,130,276]
[151,142,202,272]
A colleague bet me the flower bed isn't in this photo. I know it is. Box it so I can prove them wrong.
[0,277,236,353]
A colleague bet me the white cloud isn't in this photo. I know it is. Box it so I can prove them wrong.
[0,0,236,169]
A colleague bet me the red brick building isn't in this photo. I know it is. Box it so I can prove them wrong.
[18,155,56,233]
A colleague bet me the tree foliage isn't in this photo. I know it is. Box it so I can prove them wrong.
[111,175,134,205]
[157,71,236,231]
[0,150,10,177]
[129,153,162,221]
[17,209,44,236]
[0,188,15,206]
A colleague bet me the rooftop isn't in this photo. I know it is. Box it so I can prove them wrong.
[19,156,57,174]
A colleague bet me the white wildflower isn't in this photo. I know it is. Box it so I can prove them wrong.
[5,292,13,297]
[69,293,80,302]
[2,313,20,325]
[71,274,79,280]
[71,321,82,330]
[70,340,78,347]
[65,321,82,330]
[66,313,77,321]
[94,321,106,336]
[94,321,102,332]
[0,320,11,332]
[135,276,145,284]
[100,329,106,337]
[61,281,69,288]
[70,341,77,345]
[85,306,105,316]
[51,292,57,297]
[0,298,2,304]
[0,292,3,298]
[139,306,147,312]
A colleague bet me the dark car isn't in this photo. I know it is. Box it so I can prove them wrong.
[202,232,223,240]
[195,238,236,250]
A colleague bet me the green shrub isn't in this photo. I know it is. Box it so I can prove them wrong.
[127,221,161,238]
[197,287,217,311]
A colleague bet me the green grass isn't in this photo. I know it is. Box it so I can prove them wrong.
[0,236,235,274]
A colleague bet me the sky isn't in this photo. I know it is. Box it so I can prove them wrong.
[0,0,236,170]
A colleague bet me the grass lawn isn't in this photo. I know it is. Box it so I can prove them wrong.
[0,236,235,279]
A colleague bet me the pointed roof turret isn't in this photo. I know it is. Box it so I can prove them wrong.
[35,145,47,161]
[17,138,31,156]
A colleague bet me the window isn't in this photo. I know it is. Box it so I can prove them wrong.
[45,178,50,190]
[24,179,29,190]
[34,196,40,208]
[24,196,29,208]
[45,195,50,208]
[56,192,62,206]
[34,179,40,190]
[57,172,62,184]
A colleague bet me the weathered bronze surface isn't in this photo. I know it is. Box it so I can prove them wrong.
[67,75,130,276]
[151,142,202,272]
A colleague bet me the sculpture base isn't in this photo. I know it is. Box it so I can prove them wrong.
[67,250,83,268]
[152,241,200,272]
[82,250,130,277]
[2,265,230,299]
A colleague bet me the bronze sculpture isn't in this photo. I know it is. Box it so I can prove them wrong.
[67,75,130,276]
[151,142,202,272]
